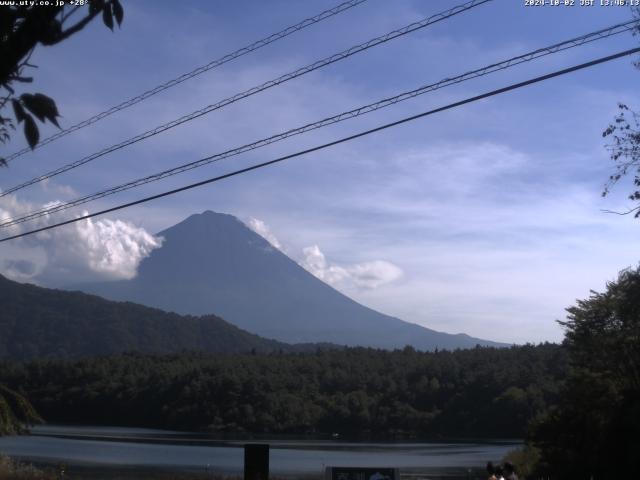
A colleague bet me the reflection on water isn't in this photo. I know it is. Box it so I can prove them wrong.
[0,425,521,475]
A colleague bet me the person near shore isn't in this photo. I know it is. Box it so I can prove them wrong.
[486,461,497,480]
[494,464,505,480]
[503,461,518,480]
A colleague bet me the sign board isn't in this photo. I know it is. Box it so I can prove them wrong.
[325,467,400,480]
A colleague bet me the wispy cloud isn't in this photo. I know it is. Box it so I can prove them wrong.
[39,179,78,198]
[300,244,402,290]
[246,217,284,251]
[245,217,403,291]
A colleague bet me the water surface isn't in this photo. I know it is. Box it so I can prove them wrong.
[0,425,520,475]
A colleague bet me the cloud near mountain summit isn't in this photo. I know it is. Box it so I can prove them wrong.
[0,194,162,284]
[246,217,403,290]
[300,245,403,290]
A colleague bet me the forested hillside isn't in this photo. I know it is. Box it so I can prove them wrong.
[0,344,566,438]
[0,275,292,358]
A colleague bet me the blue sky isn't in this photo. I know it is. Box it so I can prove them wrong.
[1,0,640,343]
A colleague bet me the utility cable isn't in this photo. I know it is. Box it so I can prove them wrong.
[0,0,492,196]
[2,46,638,243]
[1,20,636,229]
[2,0,370,163]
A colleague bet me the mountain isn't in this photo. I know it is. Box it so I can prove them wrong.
[0,274,295,360]
[78,211,506,350]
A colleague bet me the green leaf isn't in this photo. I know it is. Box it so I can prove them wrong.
[11,99,27,123]
[112,0,123,26]
[20,94,45,122]
[21,93,60,128]
[24,115,39,149]
[103,3,114,31]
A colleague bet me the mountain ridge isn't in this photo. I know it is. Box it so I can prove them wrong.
[78,211,507,350]
[0,273,304,360]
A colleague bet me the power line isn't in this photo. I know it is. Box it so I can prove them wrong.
[1,20,636,229]
[2,46,638,244]
[0,0,492,197]
[2,0,370,163]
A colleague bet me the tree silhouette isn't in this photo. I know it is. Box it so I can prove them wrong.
[0,0,124,163]
[0,0,124,435]
[532,267,640,478]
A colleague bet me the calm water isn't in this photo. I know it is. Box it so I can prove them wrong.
[0,425,521,475]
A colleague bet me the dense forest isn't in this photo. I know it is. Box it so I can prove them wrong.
[0,343,566,438]
[0,274,303,358]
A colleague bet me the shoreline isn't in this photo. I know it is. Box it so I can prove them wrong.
[0,426,519,479]
[4,456,489,480]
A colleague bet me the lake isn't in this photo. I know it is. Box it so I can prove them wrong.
[0,425,521,477]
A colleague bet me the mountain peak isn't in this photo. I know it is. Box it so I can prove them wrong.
[158,210,257,246]
[79,212,507,350]
[201,210,236,220]
[171,210,242,230]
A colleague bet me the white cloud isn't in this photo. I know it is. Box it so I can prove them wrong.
[2,258,39,282]
[246,217,283,251]
[300,244,403,290]
[74,215,163,279]
[244,218,403,290]
[40,178,78,198]
[0,195,162,284]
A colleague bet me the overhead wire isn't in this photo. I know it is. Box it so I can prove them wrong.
[0,0,493,197]
[2,0,370,163]
[2,46,638,243]
[1,20,636,229]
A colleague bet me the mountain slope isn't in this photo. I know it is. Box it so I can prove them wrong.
[0,274,293,360]
[79,211,506,350]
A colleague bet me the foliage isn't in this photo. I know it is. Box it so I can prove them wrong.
[501,445,541,480]
[0,0,124,159]
[0,384,41,436]
[602,103,640,215]
[0,455,56,480]
[0,344,566,438]
[601,8,640,215]
[531,267,640,479]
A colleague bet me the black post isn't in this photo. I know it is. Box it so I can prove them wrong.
[244,443,269,480]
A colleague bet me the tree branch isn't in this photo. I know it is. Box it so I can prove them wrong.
[0,8,61,85]
[57,8,102,42]
[60,5,82,24]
